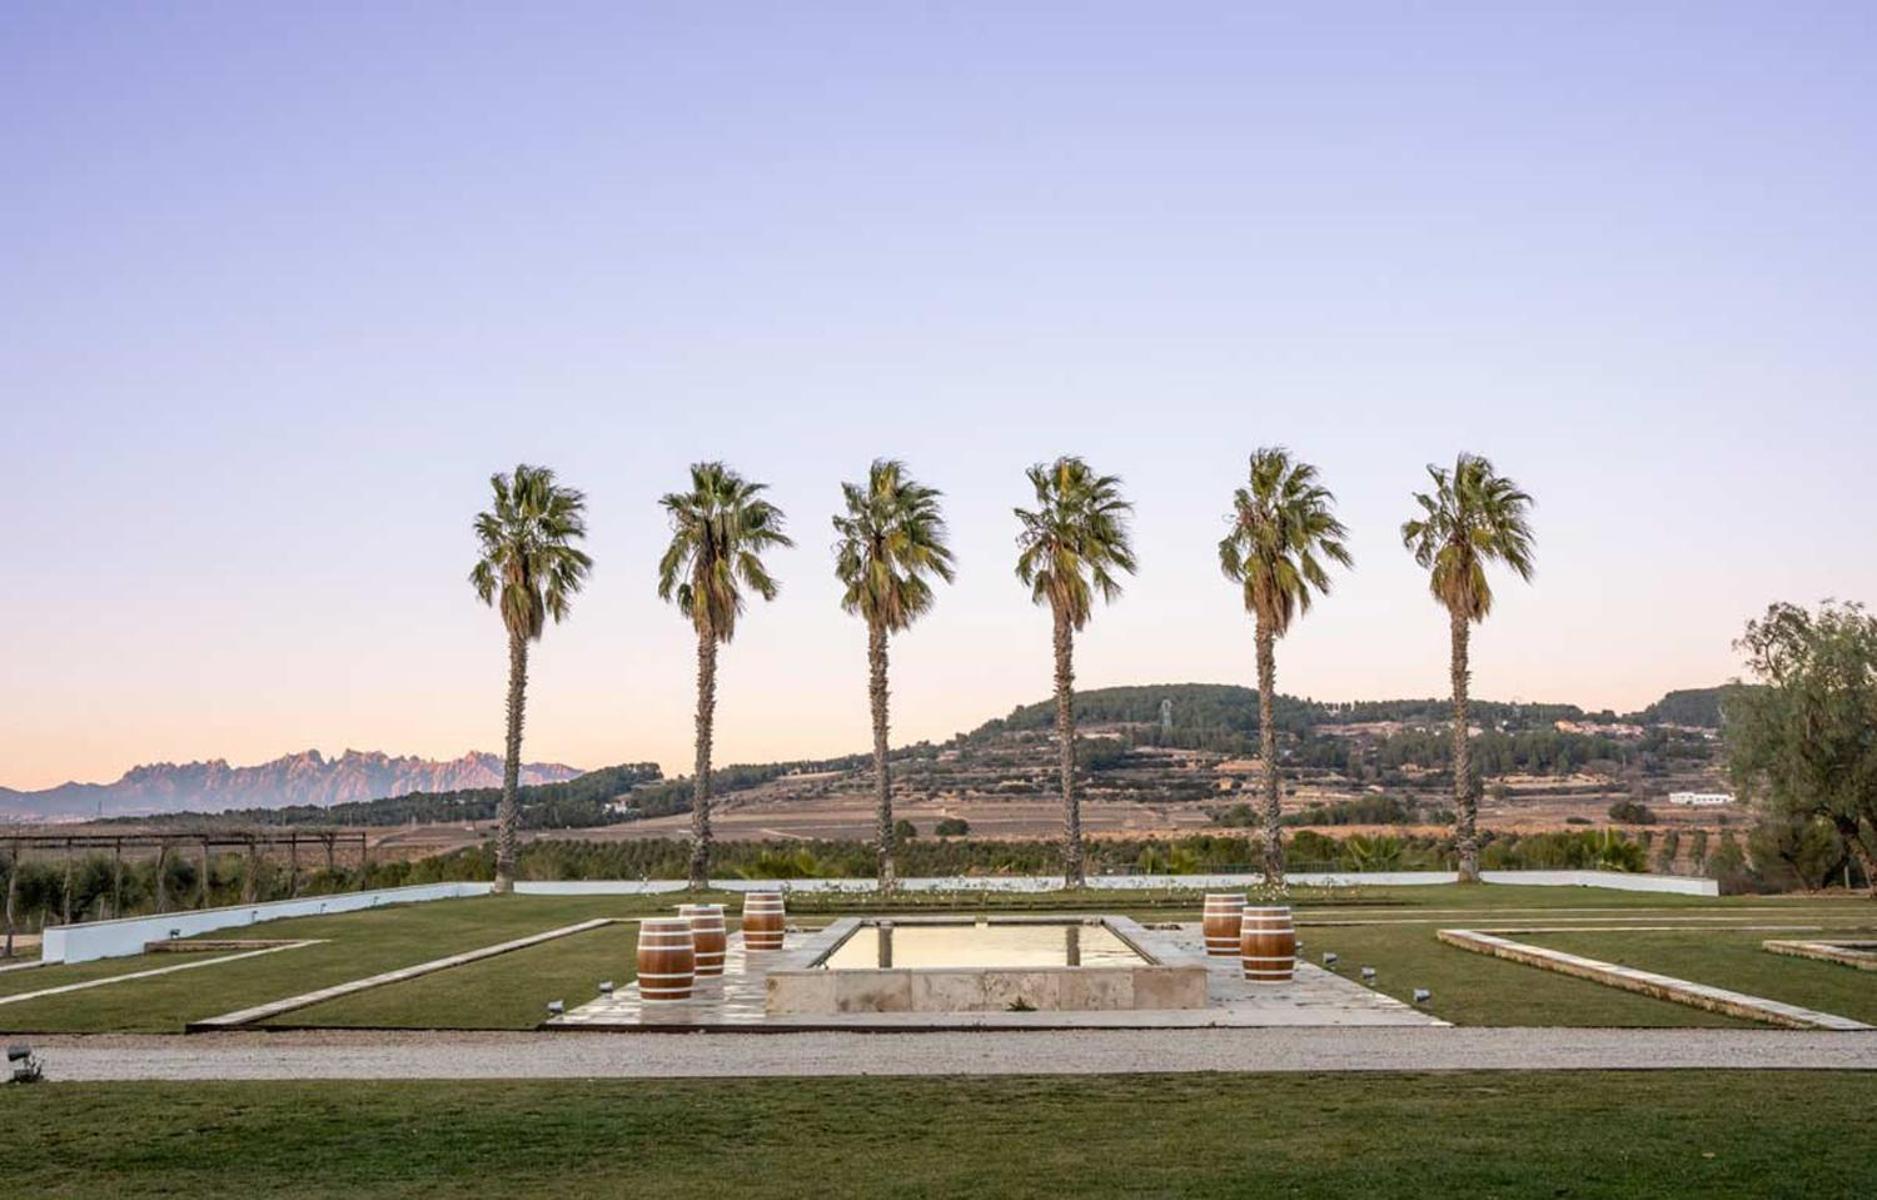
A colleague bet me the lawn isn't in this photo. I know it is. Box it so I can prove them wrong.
[1296,921,1748,1026]
[4,1072,1872,1198]
[0,893,715,1033]
[4,886,1871,1033]
[1521,927,1877,1025]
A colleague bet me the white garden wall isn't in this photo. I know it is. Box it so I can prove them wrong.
[516,870,1717,897]
[40,882,494,964]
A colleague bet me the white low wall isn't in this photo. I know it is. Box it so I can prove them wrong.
[45,870,1713,963]
[41,882,494,964]
[517,870,1717,898]
[1478,870,1718,896]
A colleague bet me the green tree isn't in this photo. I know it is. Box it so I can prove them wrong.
[833,459,956,891]
[1401,453,1535,883]
[1218,447,1351,886]
[1015,456,1136,887]
[469,464,593,893]
[658,462,793,889]
[1727,601,1877,897]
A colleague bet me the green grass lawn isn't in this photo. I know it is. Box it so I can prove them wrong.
[1520,927,1877,1025]
[4,886,1871,1033]
[274,921,644,1028]
[5,1072,1872,1198]
[1297,921,1749,1026]
[0,893,719,1033]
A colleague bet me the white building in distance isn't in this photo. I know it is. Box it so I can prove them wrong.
[1668,791,1735,806]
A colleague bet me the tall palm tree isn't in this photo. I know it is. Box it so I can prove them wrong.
[1401,452,1535,883]
[1015,456,1136,887]
[1219,448,1352,886]
[833,460,956,891]
[658,462,792,890]
[469,465,592,894]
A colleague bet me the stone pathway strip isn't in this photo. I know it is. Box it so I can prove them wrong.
[0,941,320,1008]
[187,918,615,1031]
[550,920,1442,1031]
[23,1027,1877,1081]
[1762,939,1877,971]
[0,958,48,976]
[1438,929,1873,1031]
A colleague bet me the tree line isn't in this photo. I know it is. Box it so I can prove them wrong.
[469,449,1543,893]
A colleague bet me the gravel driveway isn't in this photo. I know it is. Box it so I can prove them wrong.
[24,1027,1877,1081]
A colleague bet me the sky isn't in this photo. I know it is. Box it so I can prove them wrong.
[3,3,1874,791]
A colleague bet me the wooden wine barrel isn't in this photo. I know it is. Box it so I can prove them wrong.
[1239,905,1296,983]
[637,917,696,1003]
[679,903,727,977]
[741,891,786,952]
[1201,893,1247,958]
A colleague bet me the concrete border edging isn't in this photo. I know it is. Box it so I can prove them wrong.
[187,917,616,1031]
[1762,939,1877,971]
[1437,928,1872,1031]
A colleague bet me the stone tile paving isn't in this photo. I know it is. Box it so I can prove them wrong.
[548,919,1444,1030]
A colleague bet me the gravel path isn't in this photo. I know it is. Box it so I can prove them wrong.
[25,1027,1877,1080]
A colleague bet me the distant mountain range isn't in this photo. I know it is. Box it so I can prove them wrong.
[0,750,584,822]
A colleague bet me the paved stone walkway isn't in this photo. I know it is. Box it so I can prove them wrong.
[552,920,1441,1030]
[25,1027,1877,1080]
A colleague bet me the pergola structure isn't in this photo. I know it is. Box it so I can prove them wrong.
[1,830,370,957]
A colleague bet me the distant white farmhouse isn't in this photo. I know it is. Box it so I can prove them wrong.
[1668,791,1735,806]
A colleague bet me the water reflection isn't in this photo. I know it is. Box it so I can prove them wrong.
[822,922,1141,970]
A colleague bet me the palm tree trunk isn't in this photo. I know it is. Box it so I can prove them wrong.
[869,621,895,891]
[1256,618,1284,885]
[689,630,718,890]
[1054,606,1083,888]
[1450,609,1480,884]
[493,628,528,895]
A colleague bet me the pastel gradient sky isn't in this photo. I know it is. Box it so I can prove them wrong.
[4,3,1873,790]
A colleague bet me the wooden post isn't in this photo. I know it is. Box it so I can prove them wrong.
[358,834,369,890]
[155,842,170,913]
[243,837,259,904]
[3,839,18,958]
[199,839,211,909]
[62,838,75,925]
[288,834,300,898]
[325,833,336,876]
[112,838,124,919]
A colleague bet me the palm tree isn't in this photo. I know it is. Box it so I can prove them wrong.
[1401,453,1535,883]
[1219,448,1352,886]
[469,465,592,894]
[833,460,956,891]
[1015,456,1136,887]
[658,462,792,890]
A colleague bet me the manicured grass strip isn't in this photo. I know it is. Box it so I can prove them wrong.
[192,919,614,1030]
[5,1073,1874,1198]
[1525,927,1877,1026]
[1293,920,1747,1026]
[0,894,699,1033]
[276,921,641,1029]
[1440,930,1871,1030]
[0,942,317,1009]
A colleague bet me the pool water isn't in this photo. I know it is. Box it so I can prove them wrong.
[819,922,1146,970]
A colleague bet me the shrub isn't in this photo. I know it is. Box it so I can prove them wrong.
[1606,799,1657,825]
